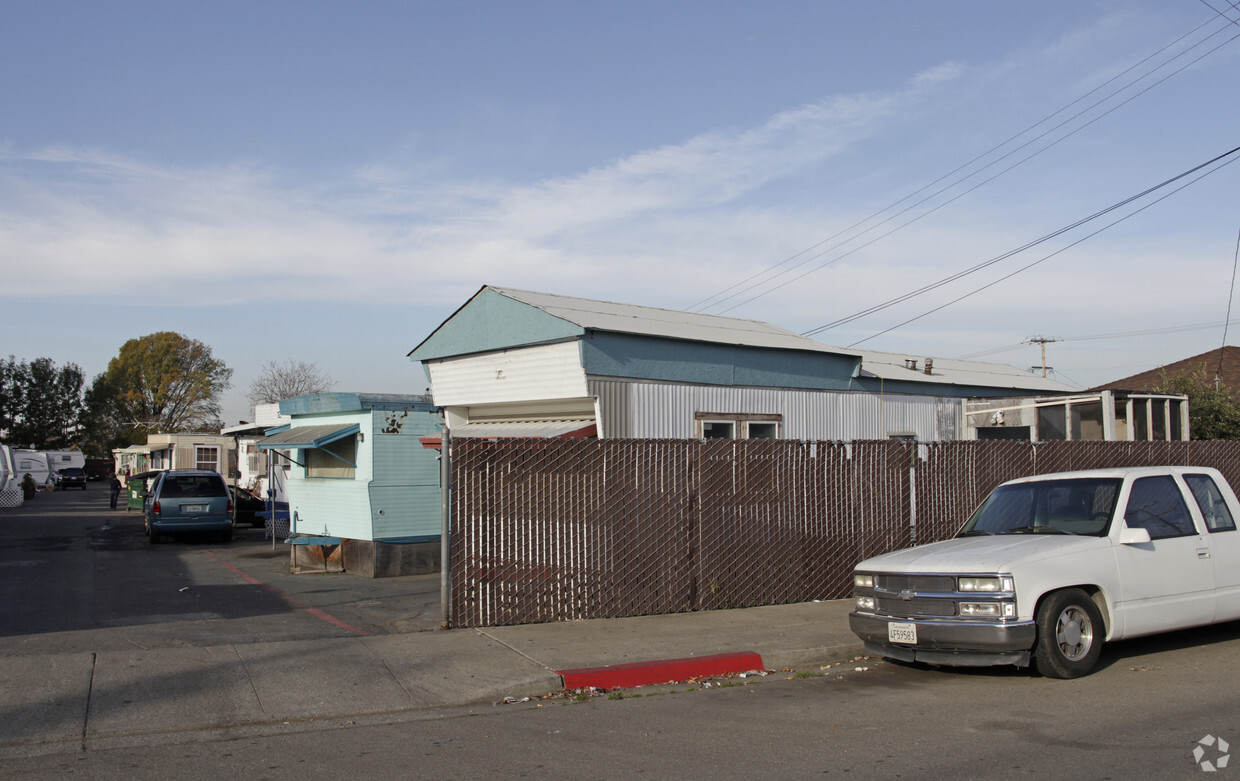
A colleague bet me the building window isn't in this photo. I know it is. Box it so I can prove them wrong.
[306,436,357,479]
[748,421,779,439]
[695,413,782,440]
[701,420,736,439]
[195,446,218,472]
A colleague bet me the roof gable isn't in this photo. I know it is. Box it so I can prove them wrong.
[409,286,584,362]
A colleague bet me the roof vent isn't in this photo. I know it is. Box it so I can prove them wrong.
[924,358,934,375]
[904,359,918,371]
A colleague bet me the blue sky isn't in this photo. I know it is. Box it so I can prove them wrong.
[2,1,1239,425]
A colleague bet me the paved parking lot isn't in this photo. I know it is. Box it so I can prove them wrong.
[0,486,442,657]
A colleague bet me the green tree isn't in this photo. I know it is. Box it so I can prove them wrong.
[1155,368,1240,440]
[0,356,22,437]
[80,372,140,457]
[0,355,85,448]
[99,333,233,434]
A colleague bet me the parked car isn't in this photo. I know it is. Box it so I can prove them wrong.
[850,466,1240,678]
[141,470,234,544]
[229,485,265,526]
[57,467,87,490]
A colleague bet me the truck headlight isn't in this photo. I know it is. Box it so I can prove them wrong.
[958,576,1003,592]
[855,595,876,611]
[854,574,873,589]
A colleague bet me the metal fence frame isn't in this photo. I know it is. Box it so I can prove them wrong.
[447,438,1240,628]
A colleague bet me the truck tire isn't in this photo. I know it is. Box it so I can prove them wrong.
[1033,588,1103,679]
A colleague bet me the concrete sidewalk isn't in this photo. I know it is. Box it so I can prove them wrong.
[0,599,864,757]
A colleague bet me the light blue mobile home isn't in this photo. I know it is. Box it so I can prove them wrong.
[258,392,442,577]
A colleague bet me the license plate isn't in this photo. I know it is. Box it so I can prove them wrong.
[182,504,206,513]
[888,622,918,645]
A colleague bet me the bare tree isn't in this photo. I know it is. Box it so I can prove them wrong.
[246,360,334,410]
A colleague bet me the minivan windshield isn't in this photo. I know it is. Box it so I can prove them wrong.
[957,478,1122,537]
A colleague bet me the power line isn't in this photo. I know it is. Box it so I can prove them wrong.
[841,149,1240,346]
[689,7,1240,315]
[956,318,1240,360]
[801,145,1240,339]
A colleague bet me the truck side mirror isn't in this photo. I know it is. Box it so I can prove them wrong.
[1119,527,1152,545]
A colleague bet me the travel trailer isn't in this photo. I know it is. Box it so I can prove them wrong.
[11,449,53,489]
[0,444,18,506]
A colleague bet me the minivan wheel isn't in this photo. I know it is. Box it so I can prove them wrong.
[1033,588,1103,679]
[147,522,161,545]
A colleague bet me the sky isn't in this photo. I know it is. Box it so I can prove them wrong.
[2,1,1240,426]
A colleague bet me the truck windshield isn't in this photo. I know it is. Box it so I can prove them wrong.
[958,478,1122,537]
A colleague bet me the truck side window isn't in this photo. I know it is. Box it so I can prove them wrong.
[1124,476,1196,539]
[1184,473,1237,533]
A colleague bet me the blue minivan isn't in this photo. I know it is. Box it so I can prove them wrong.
[142,470,234,544]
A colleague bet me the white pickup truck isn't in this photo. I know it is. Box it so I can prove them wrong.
[849,466,1240,678]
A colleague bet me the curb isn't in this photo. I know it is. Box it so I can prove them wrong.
[557,651,765,690]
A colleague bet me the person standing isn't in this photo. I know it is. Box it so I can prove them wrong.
[109,474,122,510]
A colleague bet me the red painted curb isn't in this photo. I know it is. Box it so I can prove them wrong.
[557,651,765,690]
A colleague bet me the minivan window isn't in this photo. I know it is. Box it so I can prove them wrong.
[161,474,227,498]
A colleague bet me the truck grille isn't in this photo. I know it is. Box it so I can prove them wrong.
[876,574,956,592]
[875,597,956,618]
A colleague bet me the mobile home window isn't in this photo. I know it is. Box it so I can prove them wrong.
[306,436,357,479]
[747,421,779,439]
[695,413,782,440]
[701,421,736,439]
[194,446,218,472]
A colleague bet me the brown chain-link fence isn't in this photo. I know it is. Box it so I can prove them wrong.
[448,438,1240,628]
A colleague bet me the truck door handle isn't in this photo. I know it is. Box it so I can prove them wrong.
[1198,548,1212,559]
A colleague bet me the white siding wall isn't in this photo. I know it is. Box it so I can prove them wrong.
[606,380,958,441]
[428,341,589,407]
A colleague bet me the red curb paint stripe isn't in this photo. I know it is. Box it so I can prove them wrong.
[557,651,765,690]
[204,551,372,636]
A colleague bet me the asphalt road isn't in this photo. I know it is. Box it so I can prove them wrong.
[0,486,442,657]
[6,485,1240,779]
[6,621,1240,780]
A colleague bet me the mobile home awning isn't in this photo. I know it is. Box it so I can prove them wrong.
[255,423,360,450]
[419,419,597,449]
[449,419,597,438]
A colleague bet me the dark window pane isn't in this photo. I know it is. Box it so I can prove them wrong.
[1124,476,1195,539]
[1185,473,1237,533]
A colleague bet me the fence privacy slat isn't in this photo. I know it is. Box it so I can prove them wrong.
[448,438,1240,628]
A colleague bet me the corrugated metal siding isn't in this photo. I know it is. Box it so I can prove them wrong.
[615,381,960,441]
[428,341,588,407]
[589,378,632,438]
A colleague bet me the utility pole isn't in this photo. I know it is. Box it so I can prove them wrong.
[1027,336,1060,378]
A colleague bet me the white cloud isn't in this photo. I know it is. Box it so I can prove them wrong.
[0,71,947,308]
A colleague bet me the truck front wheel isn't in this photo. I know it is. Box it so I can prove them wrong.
[1033,588,1103,679]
